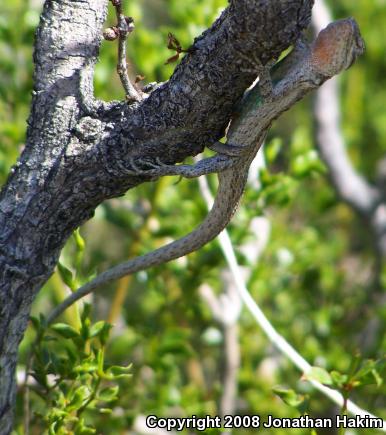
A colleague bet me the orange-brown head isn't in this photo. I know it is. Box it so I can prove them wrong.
[311,18,365,77]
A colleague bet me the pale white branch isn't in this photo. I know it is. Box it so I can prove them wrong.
[198,168,386,430]
[312,2,379,215]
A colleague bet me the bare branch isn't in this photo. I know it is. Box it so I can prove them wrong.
[312,0,386,360]
[199,165,386,430]
[2,1,367,429]
[312,2,379,215]
[312,0,386,261]
[110,0,142,101]
[200,283,241,418]
[47,17,365,324]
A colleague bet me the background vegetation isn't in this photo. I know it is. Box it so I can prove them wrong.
[1,0,386,433]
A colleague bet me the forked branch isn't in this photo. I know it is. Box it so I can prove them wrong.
[47,18,365,324]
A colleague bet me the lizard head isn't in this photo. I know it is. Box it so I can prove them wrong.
[311,18,365,78]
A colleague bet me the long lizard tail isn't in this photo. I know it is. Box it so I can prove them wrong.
[48,169,248,322]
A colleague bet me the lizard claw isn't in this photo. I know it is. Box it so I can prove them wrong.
[112,158,141,176]
[143,157,170,169]
[113,158,161,176]
[127,158,166,175]
[124,157,185,177]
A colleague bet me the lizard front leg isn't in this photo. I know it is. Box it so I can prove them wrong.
[238,52,275,100]
[207,141,247,157]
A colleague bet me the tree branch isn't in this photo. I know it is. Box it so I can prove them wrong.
[312,0,386,358]
[200,283,241,418]
[110,0,142,101]
[199,169,386,430]
[312,1,386,259]
[312,1,379,216]
[47,15,365,325]
[0,0,337,430]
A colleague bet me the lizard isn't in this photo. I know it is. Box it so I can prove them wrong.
[48,18,364,323]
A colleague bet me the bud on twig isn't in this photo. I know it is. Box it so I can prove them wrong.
[103,27,119,41]
[123,17,135,34]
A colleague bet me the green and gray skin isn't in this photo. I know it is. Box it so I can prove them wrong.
[49,18,364,322]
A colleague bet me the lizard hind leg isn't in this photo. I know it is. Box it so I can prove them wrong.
[208,141,247,157]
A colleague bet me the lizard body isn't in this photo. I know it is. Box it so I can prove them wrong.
[49,18,364,322]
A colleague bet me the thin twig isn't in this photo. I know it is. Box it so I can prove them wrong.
[111,0,141,102]
[197,172,386,430]
[312,0,386,357]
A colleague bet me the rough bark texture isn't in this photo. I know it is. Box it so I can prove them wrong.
[0,0,314,432]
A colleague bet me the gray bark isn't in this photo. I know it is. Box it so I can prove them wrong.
[0,0,314,432]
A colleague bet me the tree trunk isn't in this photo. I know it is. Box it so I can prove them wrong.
[0,0,314,431]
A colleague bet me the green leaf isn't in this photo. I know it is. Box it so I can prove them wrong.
[348,352,362,378]
[108,364,132,375]
[291,149,326,179]
[51,323,80,339]
[303,367,333,385]
[89,321,112,345]
[39,313,48,329]
[68,386,91,411]
[371,369,383,388]
[31,314,48,340]
[99,323,113,346]
[273,387,309,413]
[265,137,282,164]
[65,346,78,365]
[98,386,119,402]
[74,361,98,374]
[57,262,76,290]
[99,408,113,414]
[97,348,105,374]
[330,371,348,388]
[30,315,40,331]
[74,418,97,435]
[355,359,376,378]
[30,368,48,389]
[49,423,57,435]
[104,364,132,380]
[80,317,91,342]
[89,321,107,338]
[73,228,86,270]
[73,228,85,252]
[81,304,92,324]
[353,358,386,387]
